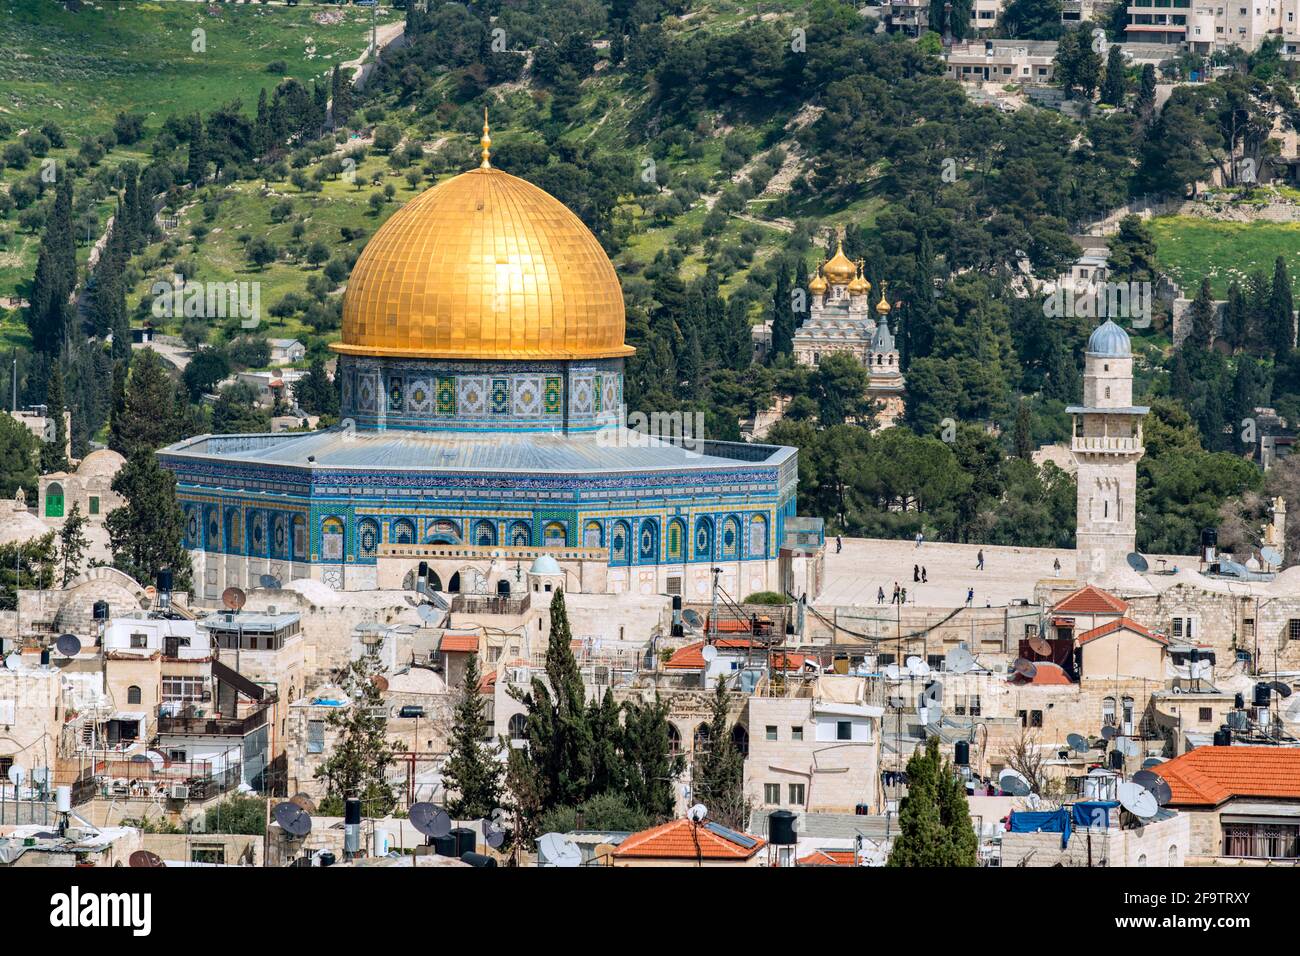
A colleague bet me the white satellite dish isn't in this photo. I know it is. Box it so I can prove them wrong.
[883,663,901,680]
[537,832,582,868]
[907,659,931,678]
[998,769,1032,797]
[1118,782,1158,820]
[687,803,708,822]
[1025,792,1042,810]
[6,765,25,786]
[4,653,19,671]
[700,645,718,663]
[946,644,976,674]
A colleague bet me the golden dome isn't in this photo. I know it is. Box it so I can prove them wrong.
[809,271,827,294]
[876,280,892,315]
[823,240,856,286]
[335,164,631,361]
[847,261,870,296]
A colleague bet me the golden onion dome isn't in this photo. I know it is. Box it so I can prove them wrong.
[809,271,828,294]
[847,261,870,296]
[335,147,631,361]
[876,280,892,315]
[822,240,856,286]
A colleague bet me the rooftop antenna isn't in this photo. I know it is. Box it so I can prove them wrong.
[1012,658,1038,681]
[273,801,313,839]
[55,633,81,658]
[1117,781,1158,821]
[128,850,165,868]
[1126,552,1149,574]
[946,643,976,674]
[409,802,451,845]
[1066,733,1090,754]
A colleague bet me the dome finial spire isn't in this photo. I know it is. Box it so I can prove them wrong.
[480,108,492,169]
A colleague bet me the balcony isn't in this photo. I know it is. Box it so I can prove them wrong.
[156,698,274,737]
[1072,435,1143,454]
[450,592,532,616]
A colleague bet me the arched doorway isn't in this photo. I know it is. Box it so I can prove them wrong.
[731,723,749,757]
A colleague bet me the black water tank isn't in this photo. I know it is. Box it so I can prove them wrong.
[1201,528,1218,548]
[432,834,457,856]
[1234,692,1245,710]
[317,851,336,867]
[451,826,476,857]
[93,600,109,621]
[418,561,428,577]
[460,851,497,868]
[344,797,361,826]
[156,568,173,593]
[672,594,682,610]
[954,739,970,766]
[40,648,50,666]
[1254,683,1271,707]
[398,705,425,718]
[1108,750,1124,770]
[855,803,869,815]
[1213,726,1232,746]
[768,810,797,846]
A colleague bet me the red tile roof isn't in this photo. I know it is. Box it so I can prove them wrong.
[477,670,497,696]
[1054,585,1129,615]
[439,633,480,653]
[1153,747,1300,808]
[665,640,807,671]
[1076,617,1167,646]
[798,848,857,866]
[1008,662,1073,685]
[614,818,765,861]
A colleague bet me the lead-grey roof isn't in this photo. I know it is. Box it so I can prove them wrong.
[161,426,794,475]
[1086,319,1132,357]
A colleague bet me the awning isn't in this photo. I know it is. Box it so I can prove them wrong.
[109,711,147,723]
[213,658,265,701]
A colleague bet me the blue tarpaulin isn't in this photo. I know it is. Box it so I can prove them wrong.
[1008,801,1119,849]
[1072,801,1118,829]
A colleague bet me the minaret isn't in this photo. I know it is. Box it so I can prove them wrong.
[1068,319,1148,583]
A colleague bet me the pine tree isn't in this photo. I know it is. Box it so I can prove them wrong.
[109,348,185,457]
[444,652,503,819]
[186,114,208,187]
[587,688,625,798]
[40,363,69,474]
[690,680,748,829]
[887,738,952,866]
[59,501,89,586]
[104,448,193,591]
[935,744,979,866]
[314,654,397,816]
[1269,255,1295,358]
[620,694,682,819]
[1188,277,1216,350]
[1101,45,1127,107]
[770,264,795,359]
[1135,64,1157,118]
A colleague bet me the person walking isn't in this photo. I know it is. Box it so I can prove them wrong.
[877,585,885,604]
[1053,557,1061,577]
[976,549,985,571]
[836,535,842,554]
[900,586,907,604]
[915,531,923,548]
[892,582,901,604]
[965,587,974,607]
[913,564,920,583]
[921,566,927,584]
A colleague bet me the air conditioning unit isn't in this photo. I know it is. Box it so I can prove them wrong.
[169,784,190,801]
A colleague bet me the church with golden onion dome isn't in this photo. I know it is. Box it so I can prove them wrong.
[793,240,905,427]
[159,122,822,603]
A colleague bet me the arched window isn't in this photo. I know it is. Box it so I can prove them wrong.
[496,579,511,596]
[1136,853,1147,867]
[1102,696,1116,727]
[1122,696,1135,734]
[45,482,65,518]
[666,519,685,562]
[638,518,659,563]
[721,517,740,559]
[358,519,380,559]
[610,520,631,566]
[748,514,767,558]
[207,510,220,550]
[474,520,497,547]
[1167,844,1178,866]
[510,521,531,548]
[731,723,749,757]
[127,685,142,705]
[291,514,306,560]
[392,518,416,545]
[226,509,243,553]
[694,723,711,753]
[427,519,460,544]
[583,520,602,548]
[508,713,527,741]
[322,517,345,560]
[543,522,566,548]
[667,723,682,754]
[694,516,714,560]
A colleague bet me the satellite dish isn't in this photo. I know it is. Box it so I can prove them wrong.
[887,695,906,709]
[1117,782,1158,819]
[416,604,441,624]
[1268,681,1293,698]
[1025,792,1042,810]
[371,675,389,692]
[1132,771,1173,806]
[1027,634,1052,657]
[1141,757,1164,769]
[128,850,165,868]
[409,802,451,839]
[4,653,20,670]
[687,803,708,822]
[7,765,25,786]
[537,832,582,868]
[883,664,902,681]
[906,657,930,678]
[1117,737,1141,757]
[998,769,1032,797]
[1127,552,1149,573]
[484,821,506,849]
[683,609,703,629]
[1066,733,1089,754]
[55,634,81,657]
[946,644,975,674]
[273,801,313,837]
[222,587,247,611]
[1262,546,1283,567]
[289,792,317,814]
[30,767,51,788]
[1012,658,1038,680]
[258,574,280,589]
[700,645,718,663]
[1100,725,1117,741]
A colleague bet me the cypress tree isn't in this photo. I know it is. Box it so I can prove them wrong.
[27,174,76,357]
[186,114,208,187]
[1269,256,1295,358]
[935,744,979,866]
[253,88,271,157]
[887,737,951,867]
[109,348,185,457]
[770,263,795,359]
[1100,44,1126,107]
[620,694,681,820]
[691,679,748,829]
[1188,277,1216,350]
[722,295,753,372]
[587,688,626,798]
[40,362,69,474]
[444,652,503,819]
[104,448,193,592]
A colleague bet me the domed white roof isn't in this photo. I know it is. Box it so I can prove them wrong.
[76,448,126,478]
[1086,319,1131,357]
[0,505,50,546]
[529,555,562,575]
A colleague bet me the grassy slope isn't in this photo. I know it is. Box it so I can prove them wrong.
[1149,216,1300,300]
